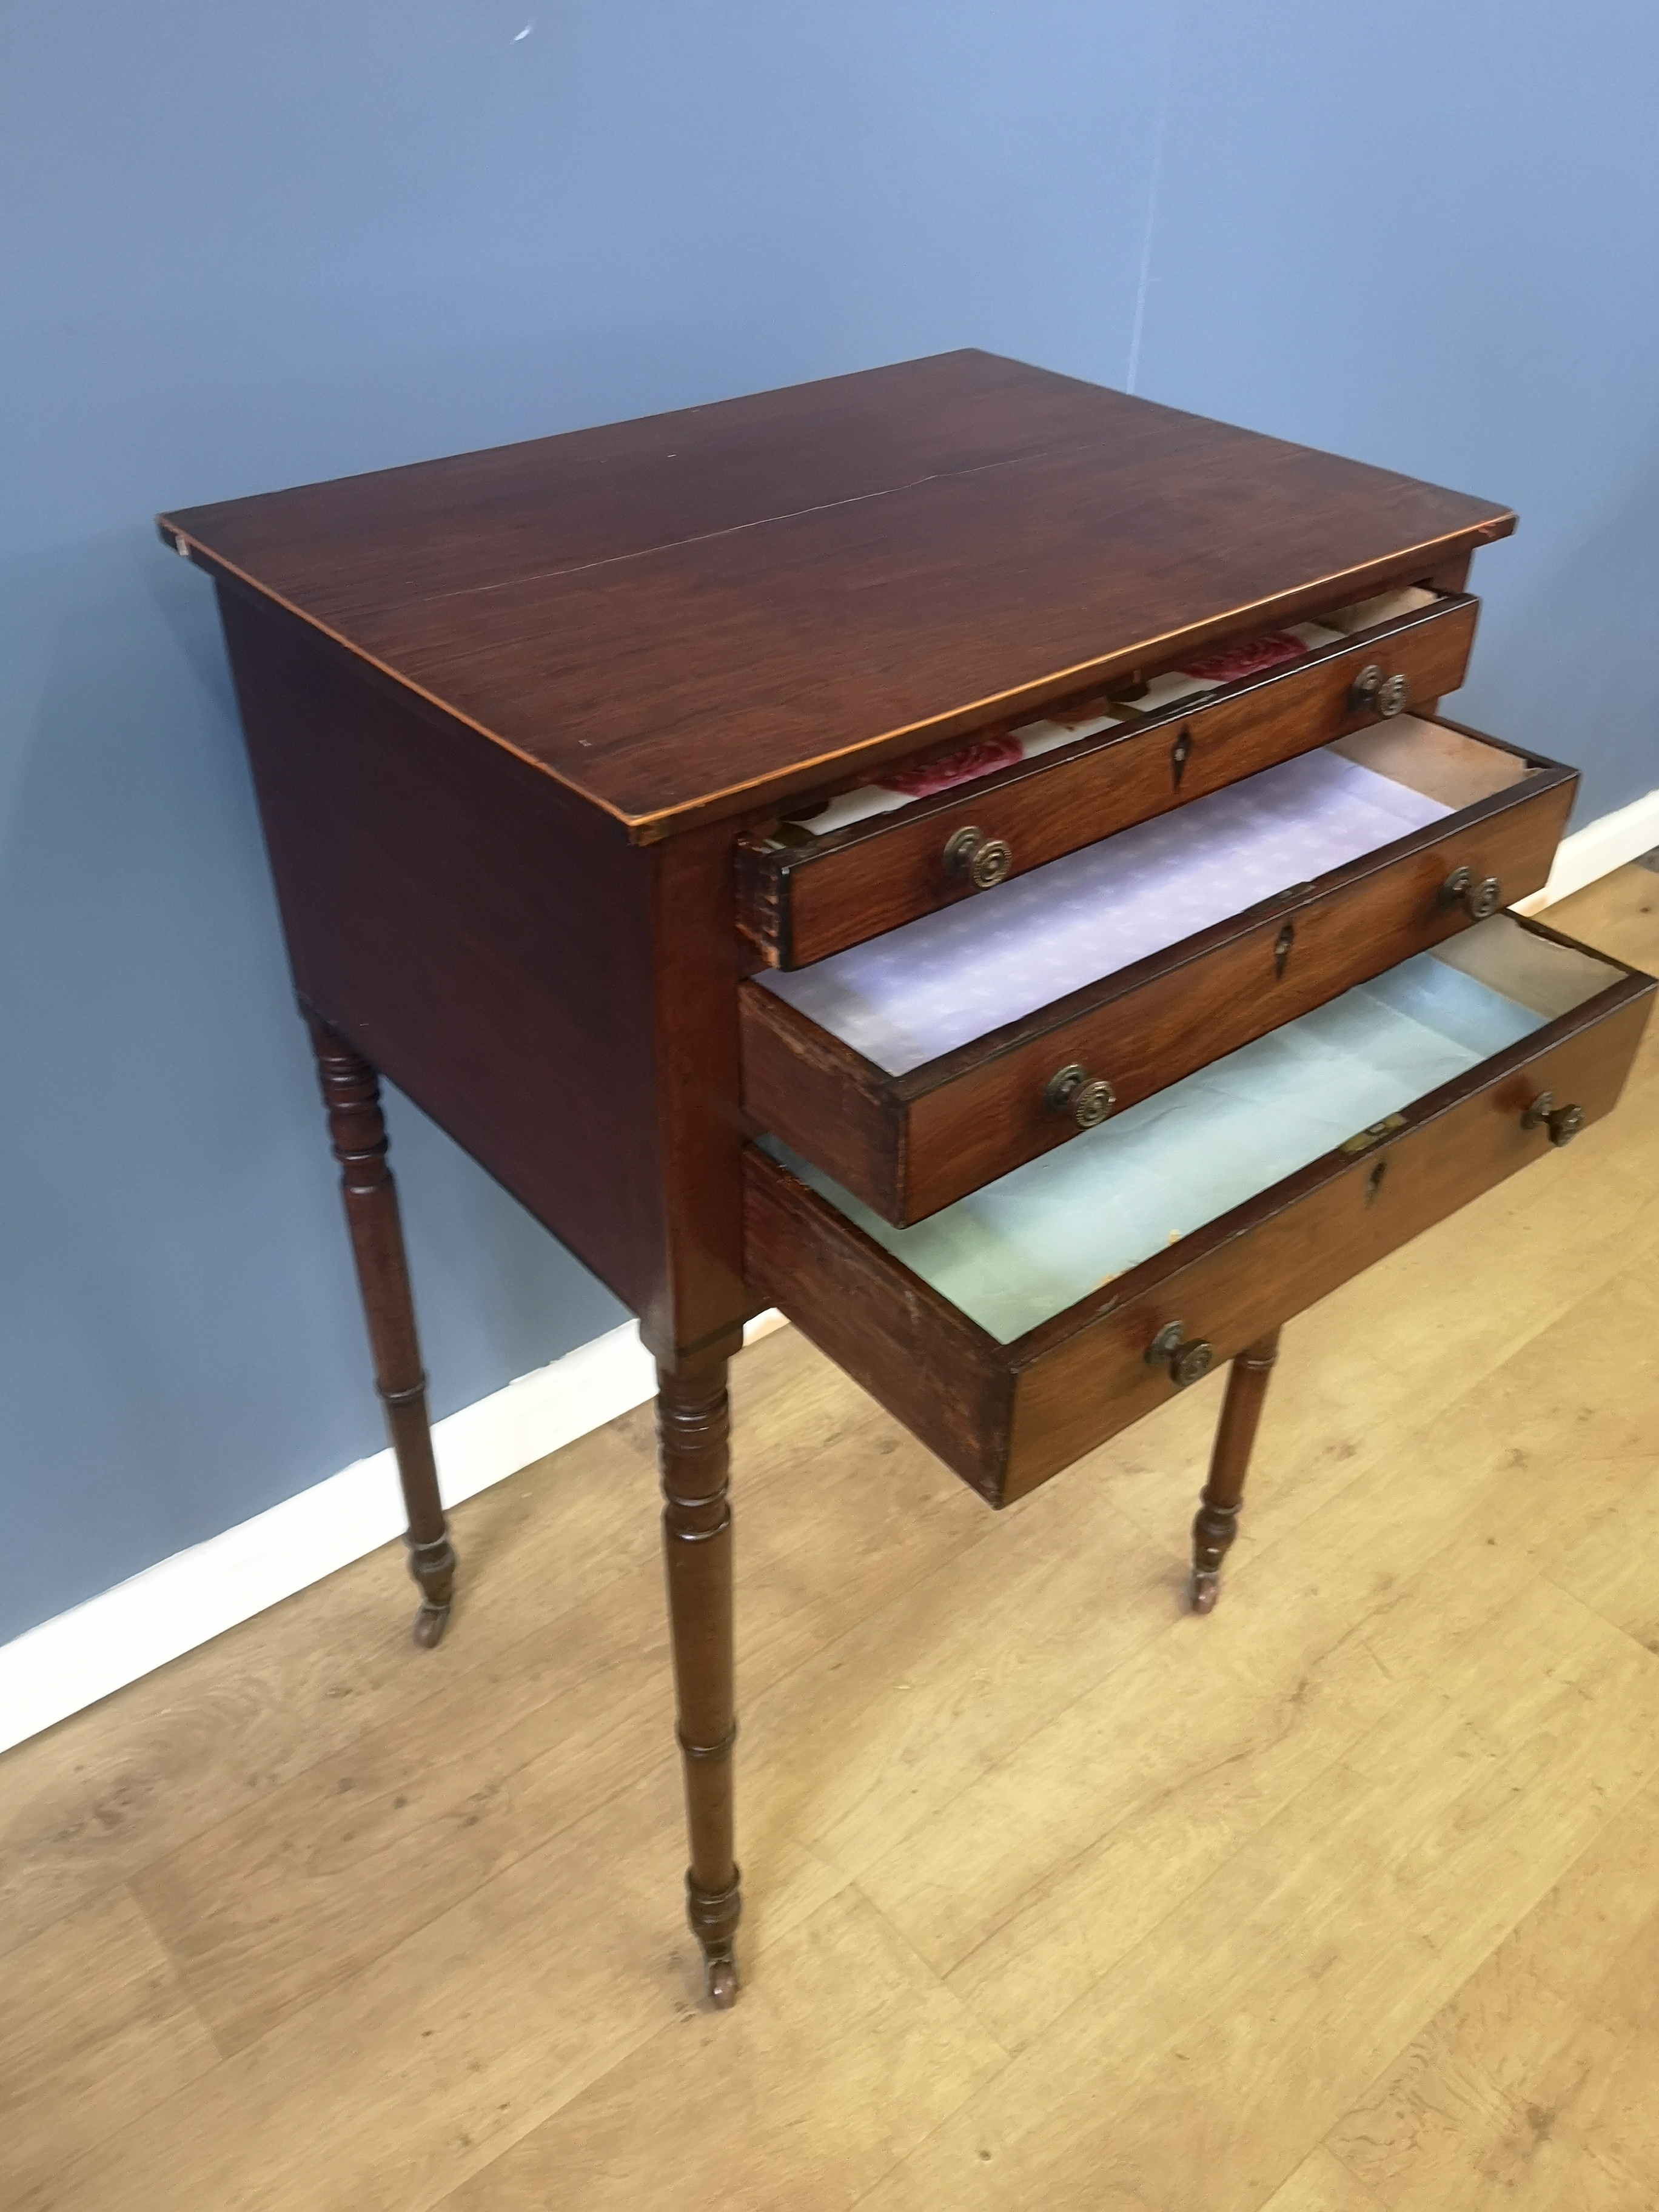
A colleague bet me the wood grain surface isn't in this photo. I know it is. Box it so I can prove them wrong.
[220,586,749,1352]
[161,352,1512,837]
[740,737,1576,1222]
[737,592,1481,967]
[5,867,1659,2212]
[745,916,1653,1501]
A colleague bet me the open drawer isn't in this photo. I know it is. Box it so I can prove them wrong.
[736,585,1481,968]
[742,715,1576,1223]
[744,914,1654,1507]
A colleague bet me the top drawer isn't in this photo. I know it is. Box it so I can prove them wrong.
[736,588,1480,968]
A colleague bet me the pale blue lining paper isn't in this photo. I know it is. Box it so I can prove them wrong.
[763,950,1551,1345]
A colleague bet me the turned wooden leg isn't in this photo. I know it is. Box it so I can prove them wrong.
[657,1346,742,2008]
[306,1012,457,1647]
[1191,1326,1281,1616]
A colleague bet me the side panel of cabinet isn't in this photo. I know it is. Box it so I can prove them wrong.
[218,583,747,1353]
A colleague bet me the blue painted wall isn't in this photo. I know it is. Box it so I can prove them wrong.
[3,2,1655,1641]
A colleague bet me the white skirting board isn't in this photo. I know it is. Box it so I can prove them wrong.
[2,786,1654,1757]
[1513,783,1659,914]
[0,1310,783,1757]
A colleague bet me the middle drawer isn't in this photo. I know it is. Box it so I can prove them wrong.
[739,714,1575,1224]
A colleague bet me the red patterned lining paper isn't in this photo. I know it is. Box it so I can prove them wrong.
[867,630,1303,801]
[1178,632,1308,683]
[874,731,1025,799]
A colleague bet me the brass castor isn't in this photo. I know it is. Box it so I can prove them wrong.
[412,1601,451,1648]
[1190,1569,1221,1616]
[406,1532,457,1647]
[687,1866,742,2009]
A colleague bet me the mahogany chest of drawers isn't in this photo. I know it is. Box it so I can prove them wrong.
[161,350,1653,2007]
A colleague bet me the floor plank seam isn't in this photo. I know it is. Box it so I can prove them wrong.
[836,2039,1021,2212]
[0,1880,232,2210]
[934,1680,1348,2020]
[1312,2139,1392,2208]
[116,1721,691,2061]
[0,1863,135,1972]
[848,1879,1015,2065]
[745,1515,1191,1857]
[899,1407,1648,2036]
[1537,1570,1659,1671]
[1230,1292,1647,1595]
[122,1876,237,2069]
[228,1751,715,2060]
[1195,1635,1659,2153]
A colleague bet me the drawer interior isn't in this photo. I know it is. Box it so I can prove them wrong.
[765,585,1449,846]
[760,916,1623,1345]
[756,716,1541,1079]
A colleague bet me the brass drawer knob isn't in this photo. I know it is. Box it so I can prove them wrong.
[1349,663,1410,718]
[1440,865,1503,920]
[942,824,1013,890]
[1044,1063,1118,1129]
[1145,1319,1215,1390]
[1521,1090,1585,1147]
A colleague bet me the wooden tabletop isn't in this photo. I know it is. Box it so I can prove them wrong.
[161,350,1513,841]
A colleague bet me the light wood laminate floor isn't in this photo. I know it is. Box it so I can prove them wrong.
[5,865,1658,2212]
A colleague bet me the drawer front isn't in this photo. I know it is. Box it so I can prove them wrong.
[741,733,1576,1225]
[743,933,1652,1507]
[737,593,1480,969]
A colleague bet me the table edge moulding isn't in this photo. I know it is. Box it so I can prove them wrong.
[160,350,1651,2013]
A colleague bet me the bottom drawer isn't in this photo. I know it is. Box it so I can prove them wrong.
[743,914,1653,1507]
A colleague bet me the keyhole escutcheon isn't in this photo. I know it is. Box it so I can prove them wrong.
[1273,920,1295,979]
[1170,727,1193,791]
[1366,1158,1388,1204]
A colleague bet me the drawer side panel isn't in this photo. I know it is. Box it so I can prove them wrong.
[742,1148,1010,1503]
[739,987,903,1221]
